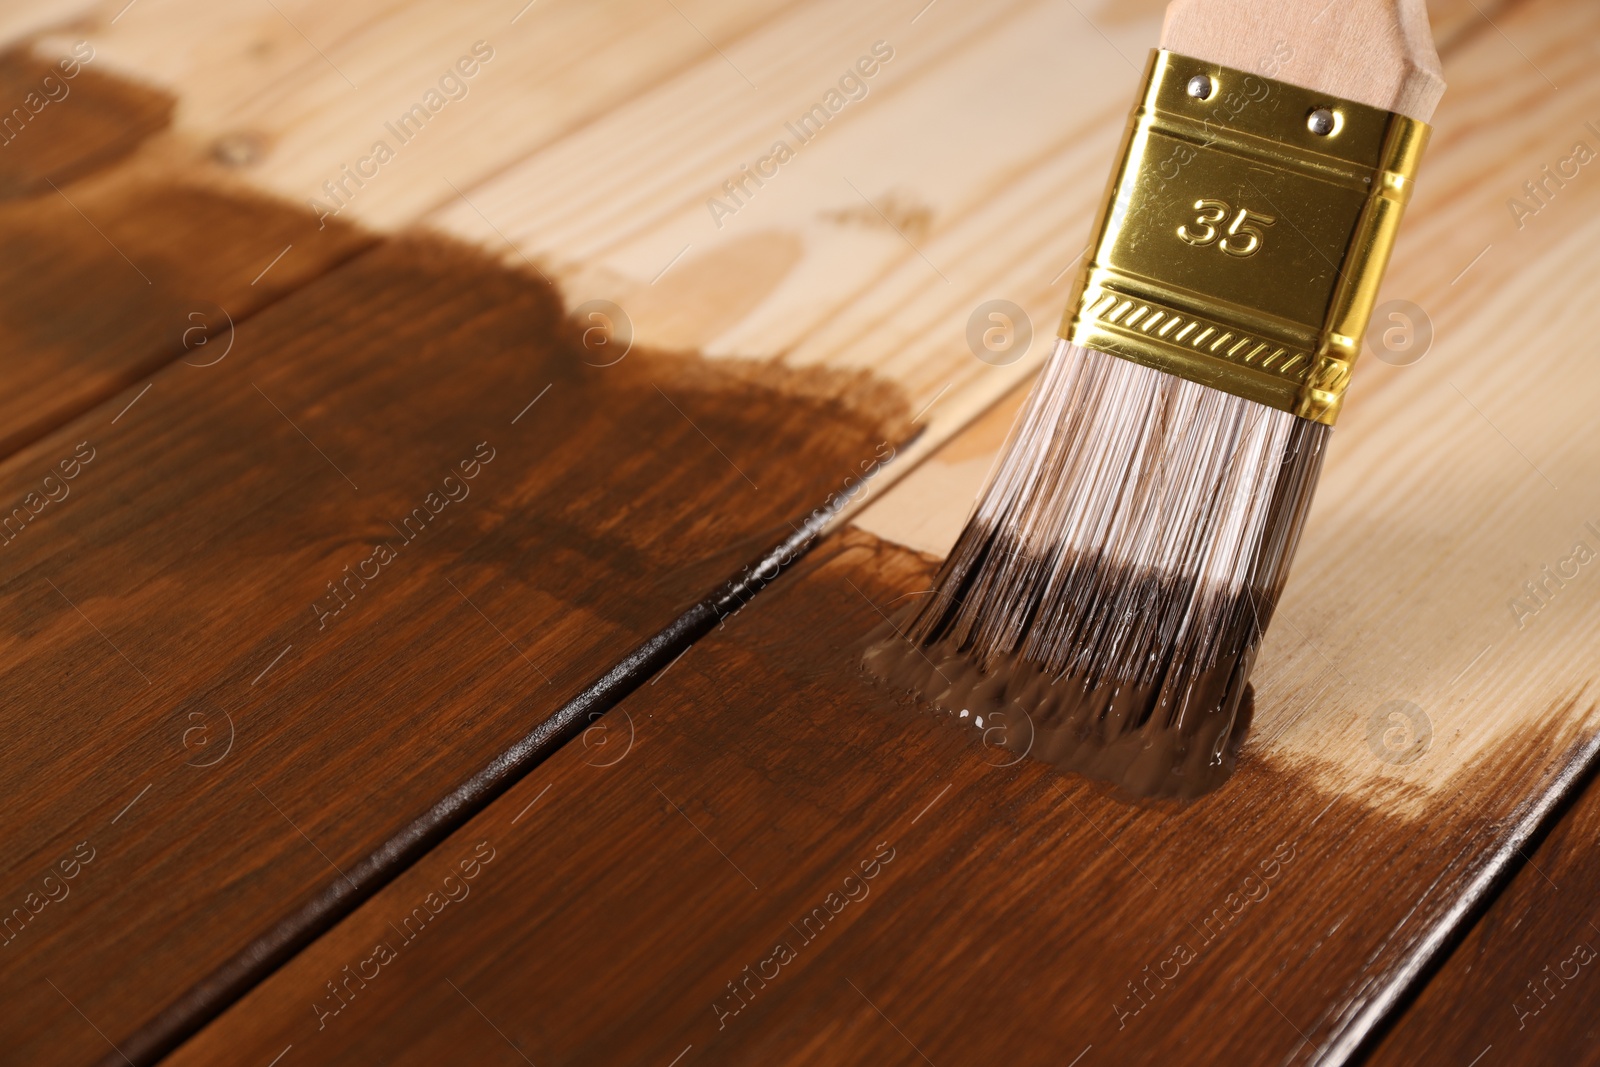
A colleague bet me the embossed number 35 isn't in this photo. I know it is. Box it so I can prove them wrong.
[1177,198,1276,257]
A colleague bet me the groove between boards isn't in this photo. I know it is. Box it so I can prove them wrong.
[1336,707,1600,1066]
[117,504,849,1066]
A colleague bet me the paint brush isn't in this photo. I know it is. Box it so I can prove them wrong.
[868,0,1445,798]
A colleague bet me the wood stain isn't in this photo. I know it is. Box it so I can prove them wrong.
[0,56,914,1062]
[0,44,373,459]
[0,44,172,198]
[157,529,1598,1067]
[864,621,1255,799]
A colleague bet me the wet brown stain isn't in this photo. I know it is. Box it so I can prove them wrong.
[0,178,911,1064]
[863,621,1255,801]
[0,46,372,460]
[158,528,1596,1067]
[0,176,373,458]
[0,44,174,198]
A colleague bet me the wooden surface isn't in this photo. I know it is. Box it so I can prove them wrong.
[0,43,372,459]
[2,0,1600,1064]
[0,0,798,462]
[158,530,1593,1066]
[0,227,904,1065]
[1370,763,1600,1066]
[162,2,1600,1061]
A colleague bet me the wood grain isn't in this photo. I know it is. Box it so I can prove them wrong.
[1369,767,1600,1065]
[859,0,1600,809]
[160,529,1594,1066]
[0,43,372,459]
[0,226,906,1065]
[4,0,1596,1063]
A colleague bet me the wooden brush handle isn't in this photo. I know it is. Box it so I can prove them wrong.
[1161,0,1444,121]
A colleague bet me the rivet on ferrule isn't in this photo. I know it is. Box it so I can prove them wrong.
[1060,49,1432,425]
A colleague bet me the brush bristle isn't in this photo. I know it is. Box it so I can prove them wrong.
[866,339,1327,798]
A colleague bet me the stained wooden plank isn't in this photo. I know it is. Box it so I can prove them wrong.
[0,43,372,458]
[0,228,905,1065]
[1369,769,1600,1065]
[156,528,1590,1066]
[5,0,1589,1062]
[151,0,1600,1061]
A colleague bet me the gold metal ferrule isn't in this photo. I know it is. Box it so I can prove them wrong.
[1061,50,1431,424]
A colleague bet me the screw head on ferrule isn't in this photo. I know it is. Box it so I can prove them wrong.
[1060,50,1432,425]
